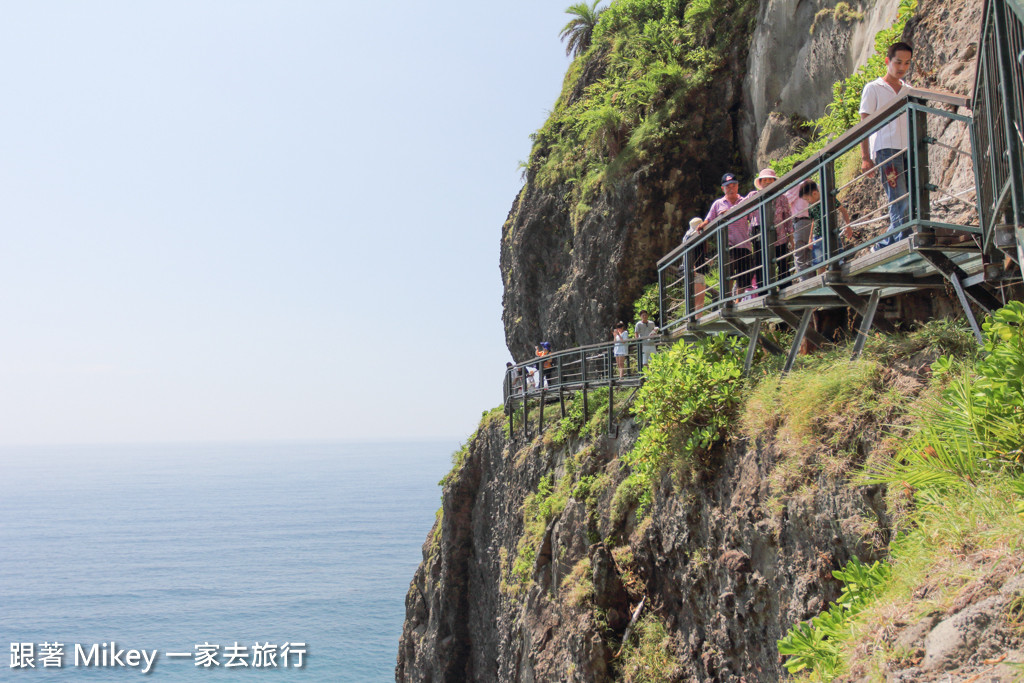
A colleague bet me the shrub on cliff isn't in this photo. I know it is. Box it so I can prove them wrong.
[527,0,757,224]
[779,303,1024,679]
[620,335,745,512]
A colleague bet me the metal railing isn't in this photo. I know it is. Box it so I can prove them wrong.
[502,335,666,438]
[657,88,978,334]
[974,0,1024,264]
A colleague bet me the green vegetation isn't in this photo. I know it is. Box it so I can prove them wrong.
[771,0,917,176]
[617,613,678,681]
[506,444,611,594]
[560,1,607,58]
[778,557,891,678]
[527,0,757,225]
[549,388,612,446]
[562,557,595,606]
[622,335,745,514]
[776,302,1024,680]
[632,282,660,323]
[743,357,900,496]
[439,439,472,487]
[509,472,571,590]
[809,1,865,35]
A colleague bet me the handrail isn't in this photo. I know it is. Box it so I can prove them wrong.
[503,335,661,402]
[657,90,980,333]
[656,90,967,268]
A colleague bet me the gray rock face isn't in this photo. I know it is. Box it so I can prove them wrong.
[500,7,758,359]
[741,0,903,168]
[395,416,890,681]
[922,596,996,671]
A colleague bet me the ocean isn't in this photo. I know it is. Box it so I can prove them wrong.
[0,441,456,681]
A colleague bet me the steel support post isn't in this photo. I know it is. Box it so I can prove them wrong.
[523,395,529,440]
[607,348,615,437]
[993,0,1024,249]
[718,226,728,303]
[581,351,589,423]
[683,250,693,320]
[558,356,565,419]
[851,290,882,359]
[784,309,816,374]
[829,285,896,334]
[769,306,830,348]
[821,161,840,265]
[744,319,762,375]
[908,104,933,232]
[765,195,779,289]
[950,271,987,345]
[538,388,545,434]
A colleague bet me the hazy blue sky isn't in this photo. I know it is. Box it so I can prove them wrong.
[0,1,573,445]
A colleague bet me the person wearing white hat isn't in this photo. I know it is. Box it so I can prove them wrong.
[682,216,707,311]
[746,168,794,281]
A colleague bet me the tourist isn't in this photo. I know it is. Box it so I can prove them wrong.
[803,181,853,271]
[612,322,629,378]
[535,341,554,388]
[859,42,913,250]
[683,216,707,310]
[702,172,754,294]
[791,181,816,278]
[506,361,525,394]
[746,168,794,283]
[634,310,658,368]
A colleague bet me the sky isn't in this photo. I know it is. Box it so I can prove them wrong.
[0,1,574,445]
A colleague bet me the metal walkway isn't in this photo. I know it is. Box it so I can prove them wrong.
[503,0,1024,439]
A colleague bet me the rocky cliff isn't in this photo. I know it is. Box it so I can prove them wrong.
[500,0,758,360]
[396,409,892,681]
[397,0,1016,681]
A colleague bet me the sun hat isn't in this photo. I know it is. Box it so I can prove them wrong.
[689,217,703,230]
[756,168,778,183]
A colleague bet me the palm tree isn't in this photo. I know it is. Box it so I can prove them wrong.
[559,1,605,58]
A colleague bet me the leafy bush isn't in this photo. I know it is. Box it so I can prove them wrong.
[623,336,745,501]
[866,302,1024,497]
[632,282,661,322]
[524,0,756,224]
[617,613,678,681]
[550,388,611,446]
[778,556,891,678]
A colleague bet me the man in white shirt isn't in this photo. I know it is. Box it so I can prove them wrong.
[859,42,913,249]
[634,310,658,368]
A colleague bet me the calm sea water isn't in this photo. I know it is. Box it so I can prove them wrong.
[0,441,455,681]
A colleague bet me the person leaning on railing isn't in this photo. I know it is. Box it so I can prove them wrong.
[701,172,754,294]
[682,216,707,310]
[859,41,913,250]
